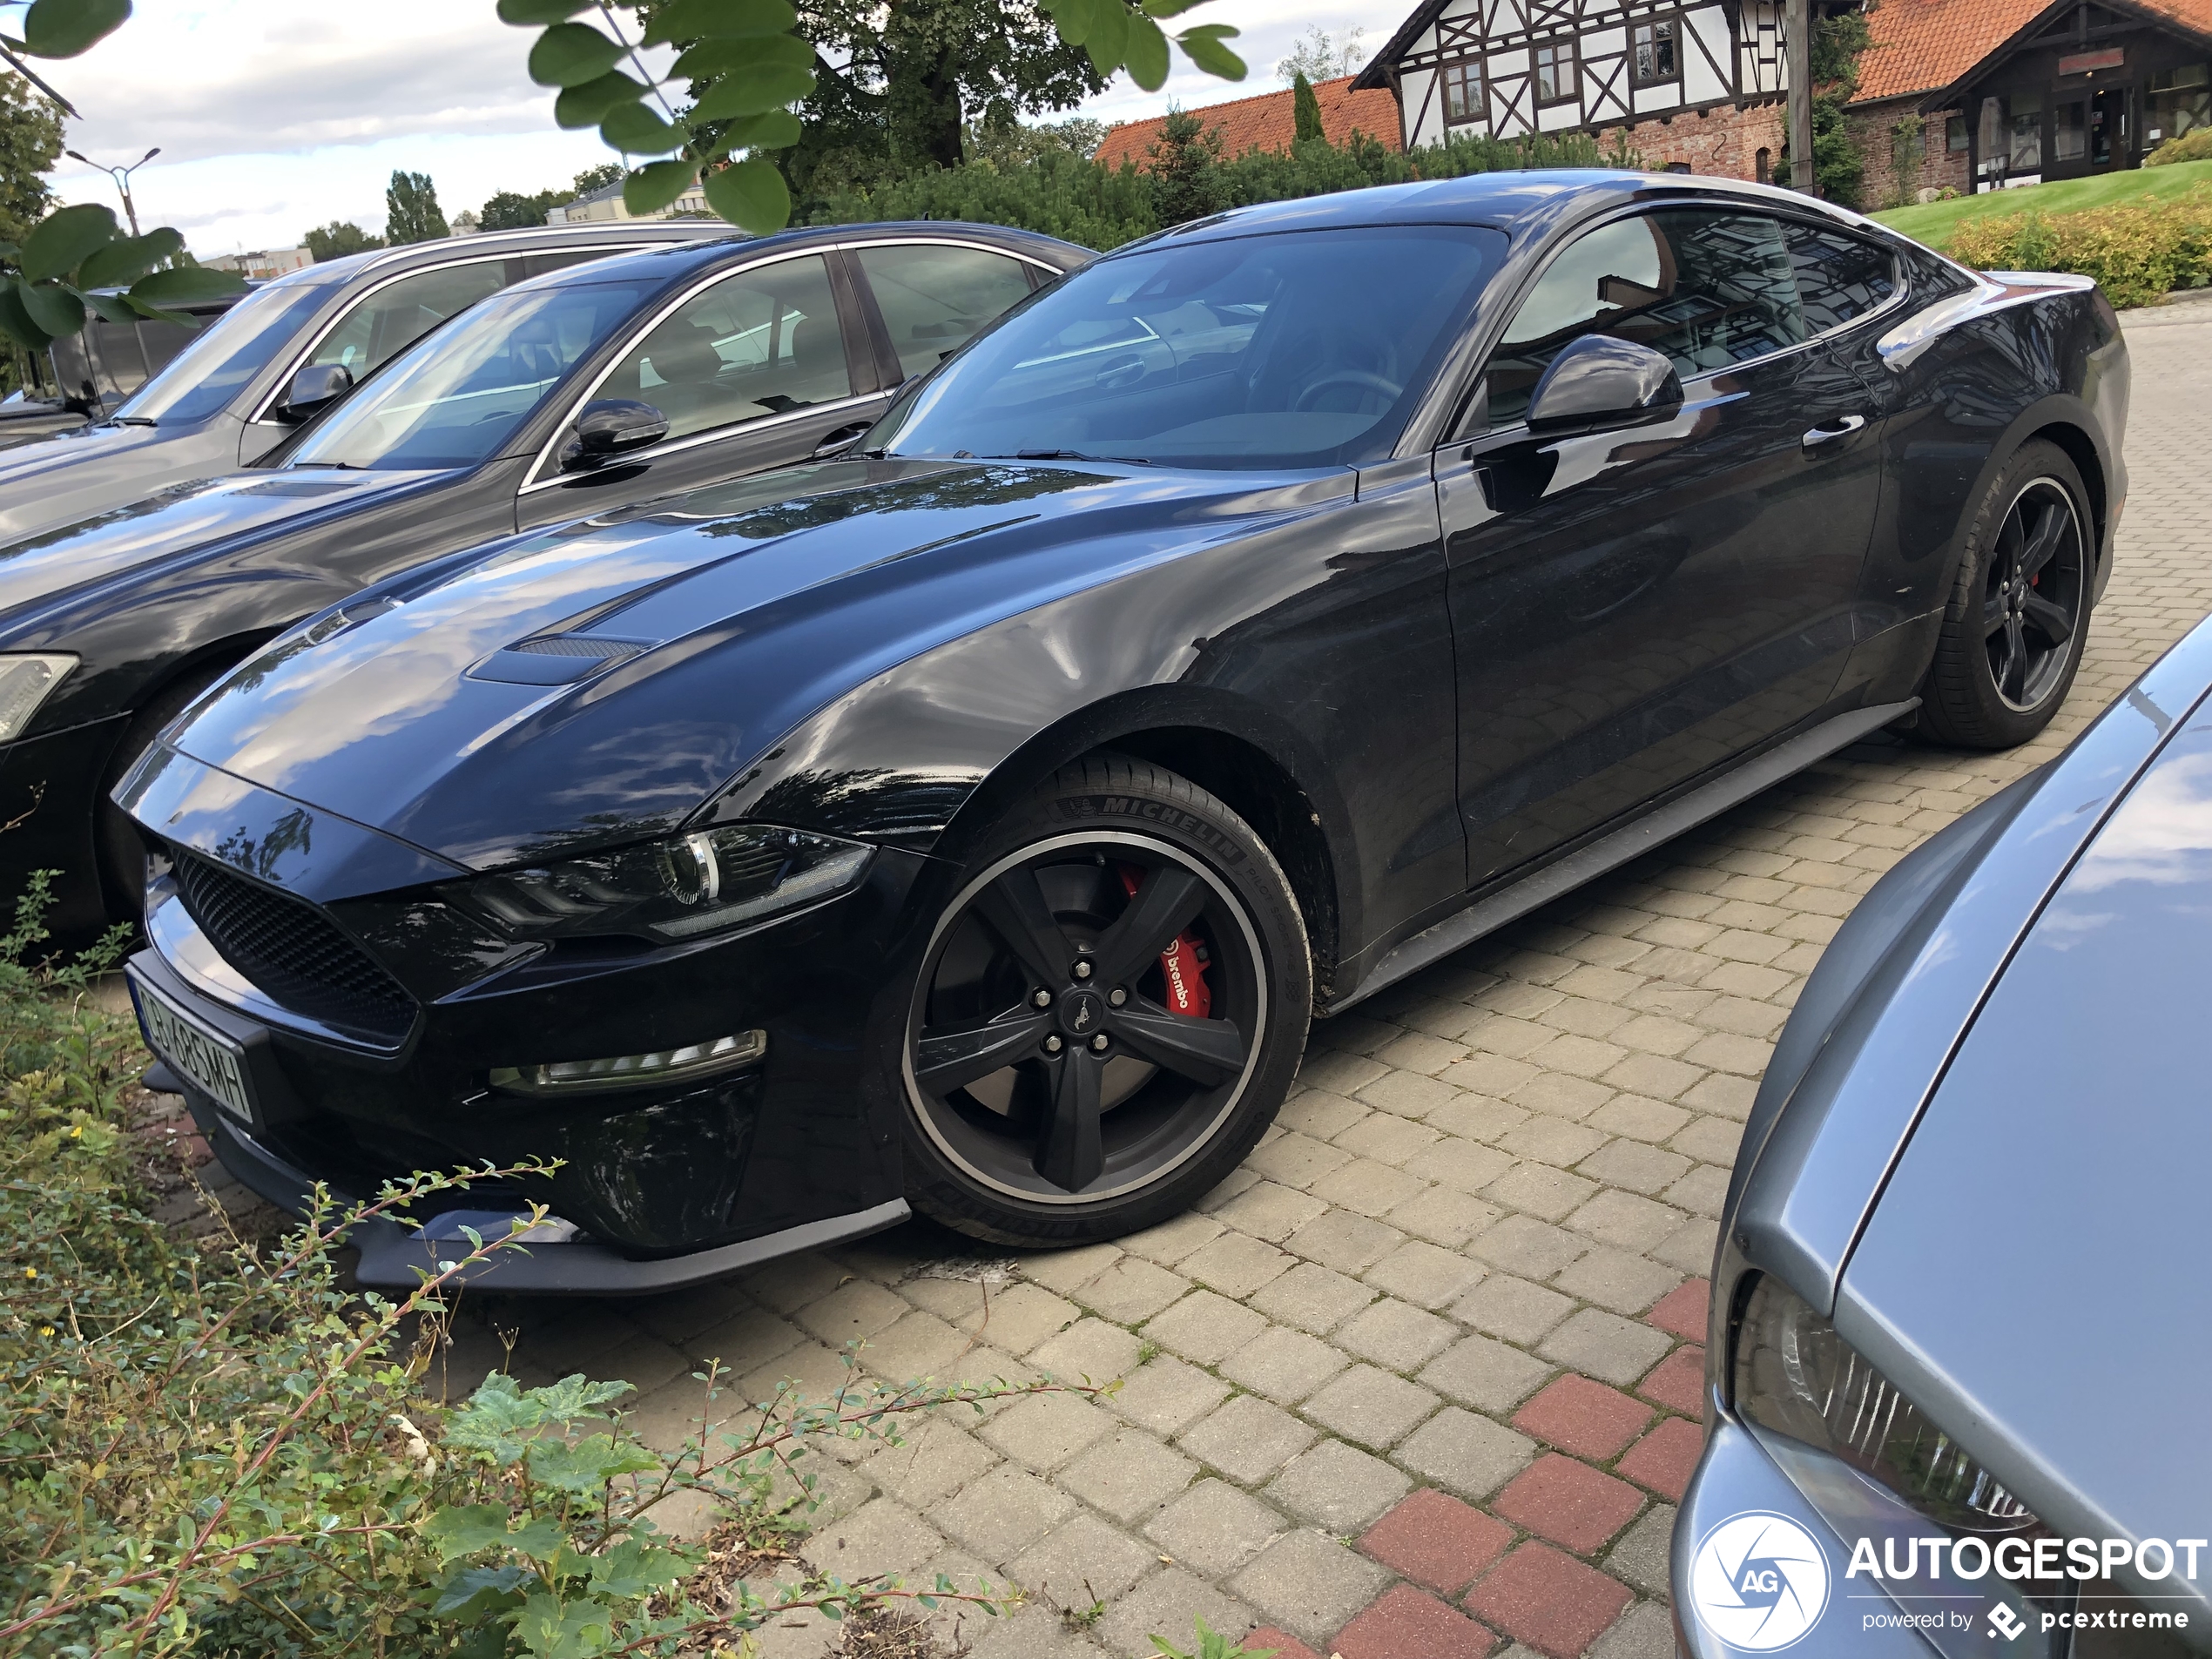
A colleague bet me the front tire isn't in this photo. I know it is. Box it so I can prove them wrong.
[1918,439,2093,749]
[897,755,1310,1248]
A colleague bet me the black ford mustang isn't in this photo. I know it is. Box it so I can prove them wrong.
[119,171,2128,1293]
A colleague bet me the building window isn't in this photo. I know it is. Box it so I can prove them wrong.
[2148,63,2210,145]
[1756,145,1771,181]
[1534,41,1578,105]
[1631,16,1679,85]
[2008,90,2043,171]
[1440,57,1484,124]
[1946,114,1968,151]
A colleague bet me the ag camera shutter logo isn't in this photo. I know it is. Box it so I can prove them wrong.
[1689,1512,1832,1650]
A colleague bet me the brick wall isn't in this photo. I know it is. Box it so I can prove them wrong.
[1844,95,1972,208]
[1601,100,1788,182]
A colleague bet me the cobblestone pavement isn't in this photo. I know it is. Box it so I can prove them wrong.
[436,311,2212,1659]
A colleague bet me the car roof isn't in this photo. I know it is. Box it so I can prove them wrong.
[497,219,1095,293]
[1138,168,1874,249]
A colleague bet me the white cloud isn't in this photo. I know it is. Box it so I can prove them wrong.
[21,0,1404,256]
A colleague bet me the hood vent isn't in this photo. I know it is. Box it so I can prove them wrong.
[466,635,648,686]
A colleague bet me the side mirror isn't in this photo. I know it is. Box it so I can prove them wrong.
[560,399,668,472]
[273,362,354,425]
[1526,335,1683,432]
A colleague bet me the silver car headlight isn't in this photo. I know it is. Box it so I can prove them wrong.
[1733,1274,2039,1534]
[454,823,875,944]
[0,653,76,741]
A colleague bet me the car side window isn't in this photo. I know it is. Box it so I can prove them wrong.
[1784,224,1898,335]
[1486,209,1807,425]
[854,244,1037,381]
[305,261,509,380]
[598,253,853,443]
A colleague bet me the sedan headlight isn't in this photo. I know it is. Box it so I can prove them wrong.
[1734,1275,2038,1533]
[456,824,874,943]
[0,653,75,741]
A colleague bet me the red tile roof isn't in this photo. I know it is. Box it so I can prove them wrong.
[1854,0,2212,104]
[1093,74,1402,169]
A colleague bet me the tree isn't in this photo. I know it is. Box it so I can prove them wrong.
[384,170,448,245]
[0,72,61,251]
[570,161,624,195]
[303,219,385,261]
[965,115,1105,167]
[479,188,559,230]
[1276,25,1365,85]
[1144,107,1227,226]
[1775,9,1871,205]
[1291,71,1323,142]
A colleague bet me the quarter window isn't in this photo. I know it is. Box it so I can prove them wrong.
[1534,42,1578,105]
[600,253,853,443]
[1441,57,1484,124]
[1632,17,1678,85]
[1784,224,1896,335]
[304,262,509,380]
[1486,209,1806,424]
[855,243,1035,381]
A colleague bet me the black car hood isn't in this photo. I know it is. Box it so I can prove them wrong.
[0,467,448,620]
[1838,699,2212,1608]
[158,455,1341,872]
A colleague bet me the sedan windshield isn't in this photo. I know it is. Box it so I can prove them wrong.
[284,278,658,471]
[111,278,334,428]
[871,225,1505,470]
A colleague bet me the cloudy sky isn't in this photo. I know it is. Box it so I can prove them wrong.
[27,0,1390,259]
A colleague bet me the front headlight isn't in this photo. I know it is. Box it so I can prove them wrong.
[1734,1275,2038,1533]
[455,823,874,943]
[0,653,76,741]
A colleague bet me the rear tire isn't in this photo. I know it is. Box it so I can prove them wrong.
[896,754,1310,1248]
[1918,440,2093,749]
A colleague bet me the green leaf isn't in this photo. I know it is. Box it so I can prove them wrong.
[448,1372,635,1464]
[510,1591,617,1659]
[703,156,792,231]
[1139,0,1205,16]
[688,61,814,122]
[19,281,84,338]
[508,1514,567,1560]
[624,159,701,216]
[20,203,118,284]
[671,32,814,78]
[427,1504,516,1566]
[528,21,624,87]
[118,294,194,327]
[1084,0,1129,73]
[0,281,53,351]
[600,102,687,154]
[525,1433,661,1496]
[1124,13,1170,89]
[74,226,181,290]
[428,1562,531,1619]
[1177,23,1245,78]
[126,266,246,306]
[644,0,799,43]
[22,0,131,57]
[554,70,648,128]
[701,107,801,158]
[1037,0,1098,47]
[81,288,138,324]
[587,1536,690,1599]
[496,0,592,21]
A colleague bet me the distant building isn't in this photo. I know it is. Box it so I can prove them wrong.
[1093,74,1405,167]
[547,175,712,223]
[205,246,314,280]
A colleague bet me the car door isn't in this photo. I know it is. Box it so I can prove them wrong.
[1438,204,1881,886]
[514,249,887,532]
[237,249,640,466]
[846,239,1044,384]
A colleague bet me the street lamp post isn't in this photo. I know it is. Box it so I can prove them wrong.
[64,146,161,236]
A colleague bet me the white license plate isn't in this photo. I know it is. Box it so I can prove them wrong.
[133,974,254,1127]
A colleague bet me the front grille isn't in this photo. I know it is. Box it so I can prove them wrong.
[172,853,416,1042]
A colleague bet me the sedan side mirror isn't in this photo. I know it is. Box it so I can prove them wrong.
[273,362,354,425]
[560,399,668,472]
[1526,335,1683,432]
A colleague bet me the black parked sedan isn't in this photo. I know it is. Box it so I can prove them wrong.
[0,222,713,545]
[1674,612,2212,1659]
[119,171,2127,1292]
[2,221,1085,935]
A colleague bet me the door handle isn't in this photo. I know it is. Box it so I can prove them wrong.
[1802,414,1866,450]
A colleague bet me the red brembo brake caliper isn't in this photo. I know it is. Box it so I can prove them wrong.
[1116,867,1211,1017]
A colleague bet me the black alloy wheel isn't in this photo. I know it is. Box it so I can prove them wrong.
[899,757,1309,1246]
[1920,440,2093,750]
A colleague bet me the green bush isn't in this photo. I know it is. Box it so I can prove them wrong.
[2146,126,2212,166]
[1947,185,2212,307]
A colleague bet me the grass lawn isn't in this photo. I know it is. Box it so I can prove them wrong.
[1871,157,2212,248]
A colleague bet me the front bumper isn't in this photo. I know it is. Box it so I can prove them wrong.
[126,828,938,1293]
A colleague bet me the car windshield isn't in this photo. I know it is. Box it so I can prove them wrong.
[284,278,658,472]
[110,279,334,427]
[870,225,1505,470]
